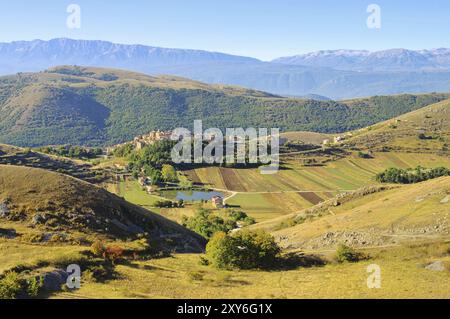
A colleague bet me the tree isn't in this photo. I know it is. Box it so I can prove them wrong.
[206,230,280,270]
[113,143,134,158]
[143,165,162,185]
[161,164,178,183]
[376,166,450,184]
[182,209,234,239]
[205,232,237,269]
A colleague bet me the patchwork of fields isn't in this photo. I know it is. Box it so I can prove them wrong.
[114,152,450,222]
[181,152,450,221]
[185,152,450,192]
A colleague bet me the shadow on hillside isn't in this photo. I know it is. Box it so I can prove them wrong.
[272,252,327,271]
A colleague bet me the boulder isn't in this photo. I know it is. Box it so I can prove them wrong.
[425,261,445,272]
[42,269,69,292]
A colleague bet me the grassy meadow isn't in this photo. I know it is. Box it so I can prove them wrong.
[48,242,450,299]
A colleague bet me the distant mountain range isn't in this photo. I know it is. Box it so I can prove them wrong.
[1,38,450,99]
[272,48,450,72]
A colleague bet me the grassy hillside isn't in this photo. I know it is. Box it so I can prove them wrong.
[251,177,450,251]
[0,144,103,183]
[48,242,450,299]
[280,131,333,145]
[0,66,448,146]
[0,165,205,252]
[344,98,450,153]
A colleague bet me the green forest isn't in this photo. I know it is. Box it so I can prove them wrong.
[0,68,448,147]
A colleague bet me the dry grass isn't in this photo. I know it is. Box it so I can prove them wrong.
[50,243,450,299]
[346,99,450,152]
[0,165,205,252]
[266,177,450,250]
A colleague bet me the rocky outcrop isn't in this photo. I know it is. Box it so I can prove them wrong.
[0,200,9,218]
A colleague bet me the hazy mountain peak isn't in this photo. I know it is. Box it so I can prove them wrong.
[0,39,450,99]
[301,50,370,58]
[274,47,450,71]
[0,38,261,73]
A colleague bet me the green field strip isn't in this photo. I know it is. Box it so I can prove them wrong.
[281,168,333,191]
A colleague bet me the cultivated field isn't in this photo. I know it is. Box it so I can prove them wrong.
[182,152,450,221]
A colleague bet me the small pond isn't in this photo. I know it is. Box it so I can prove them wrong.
[159,190,224,202]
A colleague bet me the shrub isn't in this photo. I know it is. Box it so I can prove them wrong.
[103,245,124,264]
[358,151,373,159]
[418,133,433,140]
[187,271,204,282]
[48,233,69,243]
[229,210,256,226]
[26,276,44,298]
[336,244,363,263]
[206,230,281,270]
[376,166,450,184]
[83,262,115,283]
[199,256,210,266]
[154,200,177,208]
[0,272,23,299]
[90,240,106,257]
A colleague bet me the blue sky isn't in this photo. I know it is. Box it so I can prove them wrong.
[0,0,449,60]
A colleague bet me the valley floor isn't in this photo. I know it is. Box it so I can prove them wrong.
[112,152,450,223]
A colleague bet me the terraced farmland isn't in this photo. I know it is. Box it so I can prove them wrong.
[186,152,450,193]
[183,152,450,221]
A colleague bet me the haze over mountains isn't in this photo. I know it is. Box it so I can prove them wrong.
[273,48,450,72]
[1,38,450,99]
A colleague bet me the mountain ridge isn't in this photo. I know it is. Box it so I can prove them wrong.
[0,66,448,147]
[1,39,450,99]
[273,48,450,71]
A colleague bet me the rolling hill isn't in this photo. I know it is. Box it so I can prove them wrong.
[343,98,450,152]
[0,65,448,147]
[251,177,450,251]
[0,165,205,252]
[0,143,103,183]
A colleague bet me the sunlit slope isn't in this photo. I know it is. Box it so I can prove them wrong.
[345,98,450,152]
[258,177,450,251]
[0,165,205,252]
[186,152,450,192]
[0,65,447,146]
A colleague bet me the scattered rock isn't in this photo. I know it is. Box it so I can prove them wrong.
[425,261,445,272]
[31,213,49,225]
[42,269,69,292]
[0,201,10,218]
[440,195,450,204]
[303,230,388,249]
